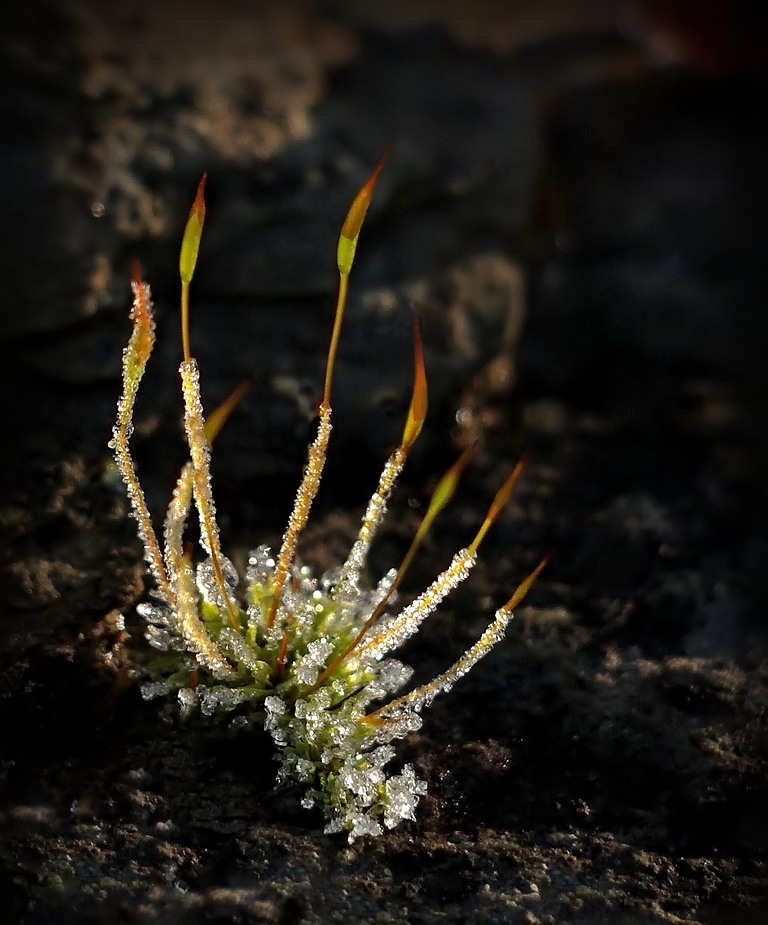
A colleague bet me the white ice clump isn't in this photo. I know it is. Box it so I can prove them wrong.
[141,680,171,700]
[383,765,428,828]
[292,636,334,685]
[196,556,239,606]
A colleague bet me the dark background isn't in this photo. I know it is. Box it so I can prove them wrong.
[1,2,767,922]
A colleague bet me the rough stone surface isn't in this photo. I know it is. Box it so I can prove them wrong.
[1,2,767,924]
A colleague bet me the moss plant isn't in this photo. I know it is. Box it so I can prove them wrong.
[111,152,547,841]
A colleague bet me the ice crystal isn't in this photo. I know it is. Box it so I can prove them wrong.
[112,156,547,841]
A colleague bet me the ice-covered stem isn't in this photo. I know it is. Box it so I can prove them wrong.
[265,403,333,633]
[179,359,239,627]
[335,319,428,597]
[266,148,391,631]
[385,439,477,601]
[367,553,550,721]
[174,550,235,676]
[162,463,193,586]
[357,458,524,663]
[110,261,173,601]
[164,380,251,588]
[307,439,477,695]
[177,175,240,629]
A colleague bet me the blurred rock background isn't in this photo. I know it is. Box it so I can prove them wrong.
[1,2,766,923]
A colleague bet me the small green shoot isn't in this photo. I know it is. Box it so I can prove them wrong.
[112,155,546,841]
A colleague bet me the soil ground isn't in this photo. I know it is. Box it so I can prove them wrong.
[1,2,767,923]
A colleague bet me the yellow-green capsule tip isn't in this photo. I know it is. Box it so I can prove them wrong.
[204,378,252,444]
[408,441,478,552]
[337,144,392,275]
[180,173,207,284]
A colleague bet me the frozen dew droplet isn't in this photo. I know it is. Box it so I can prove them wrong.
[200,685,250,717]
[375,567,397,596]
[196,556,239,605]
[294,662,320,686]
[264,695,289,746]
[365,658,413,699]
[294,758,315,783]
[246,544,276,583]
[383,765,427,829]
[177,686,197,721]
[145,625,174,650]
[141,680,170,700]
[348,813,383,842]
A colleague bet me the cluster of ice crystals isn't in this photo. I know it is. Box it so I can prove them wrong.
[257,613,432,841]
[246,545,275,586]
[363,658,413,699]
[317,748,428,843]
[383,765,428,828]
[139,601,186,652]
[375,567,398,598]
[196,556,239,606]
[197,684,253,717]
[217,628,268,679]
[131,519,506,840]
[263,695,288,747]
[332,564,398,612]
[137,601,166,623]
[341,759,383,802]
[292,636,334,685]
[144,625,174,650]
[141,680,171,701]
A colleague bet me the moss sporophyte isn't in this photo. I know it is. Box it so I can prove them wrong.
[111,151,548,841]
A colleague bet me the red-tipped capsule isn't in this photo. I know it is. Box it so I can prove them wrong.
[401,319,428,453]
[468,457,527,555]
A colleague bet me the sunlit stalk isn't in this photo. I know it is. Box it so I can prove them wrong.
[266,150,391,630]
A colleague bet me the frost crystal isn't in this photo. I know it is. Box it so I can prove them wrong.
[141,680,170,701]
[196,556,238,605]
[112,158,546,840]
